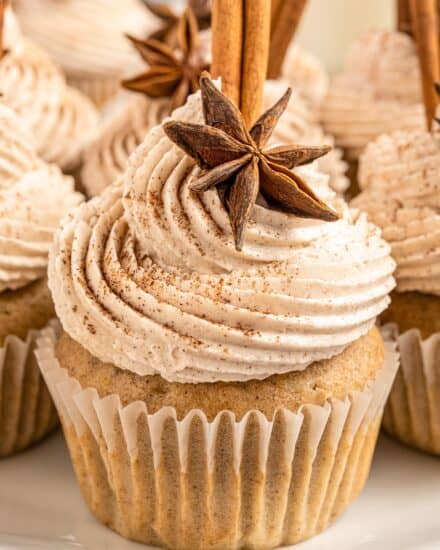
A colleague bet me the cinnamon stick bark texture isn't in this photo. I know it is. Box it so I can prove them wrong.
[397,0,412,34]
[410,0,440,128]
[240,0,271,128]
[268,0,308,79]
[211,0,243,106]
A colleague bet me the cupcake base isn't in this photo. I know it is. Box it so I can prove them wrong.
[381,292,440,455]
[0,279,58,457]
[36,327,398,549]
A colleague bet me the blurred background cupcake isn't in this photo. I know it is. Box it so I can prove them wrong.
[0,102,82,457]
[0,5,98,174]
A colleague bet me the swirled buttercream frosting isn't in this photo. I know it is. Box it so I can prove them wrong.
[353,130,440,296]
[281,44,329,108]
[321,31,425,160]
[14,0,158,103]
[0,103,83,292]
[0,37,98,170]
[264,80,348,194]
[49,89,396,383]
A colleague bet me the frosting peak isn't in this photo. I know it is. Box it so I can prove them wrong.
[322,30,425,159]
[50,89,395,383]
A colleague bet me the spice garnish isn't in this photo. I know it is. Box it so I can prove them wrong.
[164,73,338,250]
[144,0,210,46]
[123,8,209,111]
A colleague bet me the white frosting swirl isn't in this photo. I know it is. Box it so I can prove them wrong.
[0,37,98,170]
[321,31,425,159]
[81,95,169,196]
[281,44,329,108]
[14,0,156,80]
[264,80,349,194]
[0,104,82,292]
[50,90,395,383]
[353,130,440,296]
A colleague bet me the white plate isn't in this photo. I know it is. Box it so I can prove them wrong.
[0,432,439,550]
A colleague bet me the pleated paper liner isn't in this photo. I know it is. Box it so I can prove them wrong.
[67,75,120,108]
[36,324,398,550]
[382,324,440,455]
[0,320,59,457]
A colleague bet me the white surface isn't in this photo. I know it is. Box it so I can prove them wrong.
[0,432,439,549]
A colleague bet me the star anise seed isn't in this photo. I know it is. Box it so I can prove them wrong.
[123,8,209,111]
[144,0,211,47]
[164,73,338,250]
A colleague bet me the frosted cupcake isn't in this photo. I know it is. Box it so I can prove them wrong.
[353,129,440,454]
[14,0,158,107]
[0,102,82,457]
[0,14,98,172]
[321,31,425,162]
[264,79,348,194]
[37,76,397,548]
[81,9,210,196]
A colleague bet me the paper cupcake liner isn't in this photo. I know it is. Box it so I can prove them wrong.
[382,324,440,455]
[67,75,120,108]
[0,320,59,457]
[36,326,398,549]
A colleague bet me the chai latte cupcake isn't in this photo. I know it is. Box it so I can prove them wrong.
[0,102,82,457]
[37,73,398,548]
[14,0,157,107]
[354,129,440,454]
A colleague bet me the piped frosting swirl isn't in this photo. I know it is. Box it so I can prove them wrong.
[354,130,440,296]
[0,104,82,292]
[321,31,425,159]
[50,89,395,383]
[0,37,98,170]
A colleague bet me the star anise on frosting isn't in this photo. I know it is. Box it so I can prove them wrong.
[123,7,209,111]
[164,73,339,250]
[144,0,211,46]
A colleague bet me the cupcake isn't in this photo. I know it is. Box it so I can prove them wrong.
[321,30,425,166]
[13,0,158,107]
[37,75,398,548]
[0,102,82,457]
[353,129,440,454]
[0,14,98,173]
[264,80,348,194]
[81,9,210,197]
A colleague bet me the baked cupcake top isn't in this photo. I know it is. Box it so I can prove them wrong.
[0,25,98,170]
[321,30,425,159]
[0,103,82,292]
[353,130,440,297]
[13,0,157,82]
[50,83,395,383]
[264,80,348,194]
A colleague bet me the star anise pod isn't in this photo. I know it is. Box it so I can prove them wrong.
[123,8,209,112]
[144,0,211,46]
[164,73,338,250]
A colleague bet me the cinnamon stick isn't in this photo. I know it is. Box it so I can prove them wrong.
[267,0,308,79]
[240,0,271,128]
[397,0,412,34]
[211,0,243,107]
[0,0,6,60]
[409,0,440,128]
